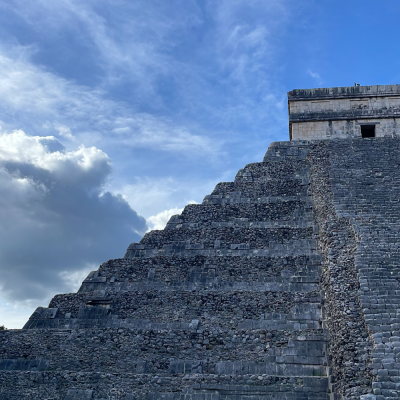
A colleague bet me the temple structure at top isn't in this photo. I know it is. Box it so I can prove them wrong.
[288,84,400,140]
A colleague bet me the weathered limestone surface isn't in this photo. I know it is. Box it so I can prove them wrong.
[325,138,400,400]
[1,137,399,400]
[289,85,400,140]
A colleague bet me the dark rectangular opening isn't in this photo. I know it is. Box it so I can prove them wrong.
[361,125,375,138]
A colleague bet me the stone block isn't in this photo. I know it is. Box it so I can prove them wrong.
[65,389,93,399]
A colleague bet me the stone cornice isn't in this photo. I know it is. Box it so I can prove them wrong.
[288,85,400,101]
[289,108,400,122]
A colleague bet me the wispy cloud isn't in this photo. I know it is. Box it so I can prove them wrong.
[0,0,203,104]
[0,0,297,162]
[307,69,323,85]
[0,49,223,157]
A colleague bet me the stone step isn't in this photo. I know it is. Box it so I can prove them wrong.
[23,318,198,330]
[24,316,323,331]
[124,238,317,258]
[234,168,309,184]
[0,371,329,400]
[0,355,327,375]
[361,290,400,297]
[24,297,323,326]
[238,305,322,330]
[262,141,311,161]
[151,391,329,400]
[202,195,307,205]
[238,321,320,331]
[166,219,314,232]
[3,328,326,345]
[166,202,309,227]
[24,295,322,331]
[93,254,321,284]
[359,280,400,287]
[0,331,325,367]
[165,220,314,231]
[215,361,326,377]
[139,227,314,251]
[366,324,400,332]
[210,180,307,199]
[78,280,319,293]
[234,174,310,184]
[234,158,309,182]
[0,359,49,371]
[80,273,321,290]
[44,288,321,322]
[234,165,309,180]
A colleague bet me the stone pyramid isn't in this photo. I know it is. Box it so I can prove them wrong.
[2,84,400,400]
[1,140,334,400]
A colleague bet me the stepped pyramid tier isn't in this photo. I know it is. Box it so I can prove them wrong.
[2,84,400,400]
[1,141,332,400]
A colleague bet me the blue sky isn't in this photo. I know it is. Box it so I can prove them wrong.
[1,0,400,327]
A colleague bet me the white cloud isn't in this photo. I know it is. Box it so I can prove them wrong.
[0,0,204,109]
[147,201,197,231]
[119,177,185,218]
[56,125,75,140]
[0,50,223,158]
[0,130,147,308]
[111,115,222,155]
[307,69,323,84]
[0,130,110,180]
[0,299,35,329]
[59,263,96,293]
[214,1,289,75]
[118,174,227,220]
[147,207,184,231]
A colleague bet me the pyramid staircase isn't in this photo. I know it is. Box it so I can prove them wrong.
[0,142,332,400]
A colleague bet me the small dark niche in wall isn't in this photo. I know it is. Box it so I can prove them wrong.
[361,125,375,138]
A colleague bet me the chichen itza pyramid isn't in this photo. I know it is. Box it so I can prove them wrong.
[2,84,400,400]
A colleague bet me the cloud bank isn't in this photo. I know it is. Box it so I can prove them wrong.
[0,130,147,305]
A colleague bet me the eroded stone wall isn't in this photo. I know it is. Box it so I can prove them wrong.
[309,142,373,399]
[291,119,400,141]
[288,85,400,141]
[326,138,400,399]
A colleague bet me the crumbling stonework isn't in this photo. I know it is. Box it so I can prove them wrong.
[327,139,400,399]
[309,142,373,399]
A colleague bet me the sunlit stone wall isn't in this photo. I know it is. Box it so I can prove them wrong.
[288,85,400,140]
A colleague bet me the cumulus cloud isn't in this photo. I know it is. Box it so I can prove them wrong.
[147,207,184,231]
[147,201,197,231]
[0,130,147,306]
[56,125,75,141]
[117,175,229,221]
